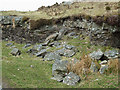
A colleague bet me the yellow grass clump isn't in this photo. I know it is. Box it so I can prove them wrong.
[67,54,92,79]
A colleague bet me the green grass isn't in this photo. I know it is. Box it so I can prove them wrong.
[2,37,119,88]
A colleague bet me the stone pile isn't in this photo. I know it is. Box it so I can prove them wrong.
[89,49,119,74]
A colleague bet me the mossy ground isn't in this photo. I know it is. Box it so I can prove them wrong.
[1,36,118,88]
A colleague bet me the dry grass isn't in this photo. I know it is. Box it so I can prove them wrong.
[67,54,92,79]
[0,2,118,20]
[67,53,119,79]
[107,59,118,74]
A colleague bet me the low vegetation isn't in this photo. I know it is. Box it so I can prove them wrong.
[2,35,119,88]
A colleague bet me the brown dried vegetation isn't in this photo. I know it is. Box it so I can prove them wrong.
[67,54,92,79]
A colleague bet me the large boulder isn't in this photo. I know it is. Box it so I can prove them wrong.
[44,52,61,61]
[63,72,81,86]
[11,48,21,56]
[52,60,68,81]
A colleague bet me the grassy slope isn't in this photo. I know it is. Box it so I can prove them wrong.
[2,36,118,88]
[0,2,118,20]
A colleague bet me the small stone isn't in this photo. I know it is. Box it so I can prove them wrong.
[99,60,108,65]
[11,48,21,56]
[6,43,13,46]
[23,44,31,48]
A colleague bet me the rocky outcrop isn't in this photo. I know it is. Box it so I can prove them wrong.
[1,14,120,48]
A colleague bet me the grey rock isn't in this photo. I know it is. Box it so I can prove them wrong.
[90,62,98,72]
[23,44,31,48]
[64,49,76,57]
[52,60,68,76]
[32,44,45,52]
[42,40,50,46]
[104,50,119,59]
[11,48,21,56]
[45,33,58,42]
[35,49,47,57]
[67,32,76,37]
[63,72,80,86]
[49,41,61,47]
[64,45,75,50]
[57,28,67,40]
[51,74,63,82]
[10,45,16,49]
[27,44,45,55]
[44,52,61,61]
[26,48,38,54]
[102,23,109,30]
[55,48,76,57]
[89,49,104,60]
[55,48,66,56]
[99,65,108,74]
[99,60,108,65]
[6,43,13,46]
[92,23,102,31]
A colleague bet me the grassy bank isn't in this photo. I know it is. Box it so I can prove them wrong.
[2,37,118,88]
[0,2,118,20]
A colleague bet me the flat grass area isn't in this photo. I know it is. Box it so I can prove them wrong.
[0,2,118,20]
[2,37,118,88]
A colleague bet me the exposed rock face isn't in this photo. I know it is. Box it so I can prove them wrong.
[1,15,120,48]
